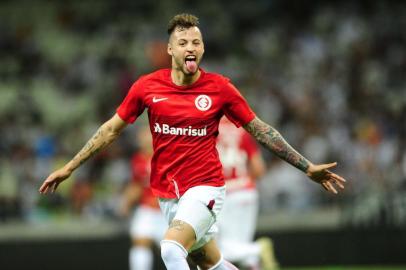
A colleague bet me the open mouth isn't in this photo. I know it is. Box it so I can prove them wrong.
[184,55,198,73]
[185,55,196,64]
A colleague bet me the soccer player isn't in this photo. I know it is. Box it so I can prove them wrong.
[216,117,278,270]
[120,126,167,270]
[39,13,346,270]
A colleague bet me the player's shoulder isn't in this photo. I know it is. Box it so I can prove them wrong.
[203,70,238,95]
[136,69,170,85]
[203,70,231,84]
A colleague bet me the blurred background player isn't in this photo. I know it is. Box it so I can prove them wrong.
[217,117,278,270]
[120,126,167,270]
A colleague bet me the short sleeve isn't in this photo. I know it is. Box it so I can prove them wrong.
[222,79,256,127]
[116,79,146,124]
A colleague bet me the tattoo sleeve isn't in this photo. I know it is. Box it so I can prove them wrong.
[243,117,310,173]
[66,122,121,172]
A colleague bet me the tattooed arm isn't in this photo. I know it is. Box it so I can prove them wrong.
[244,117,310,172]
[39,114,128,194]
[243,117,346,194]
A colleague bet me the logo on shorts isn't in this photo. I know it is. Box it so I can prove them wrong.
[207,199,215,210]
[195,95,212,111]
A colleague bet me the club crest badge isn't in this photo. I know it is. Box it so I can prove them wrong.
[195,95,212,111]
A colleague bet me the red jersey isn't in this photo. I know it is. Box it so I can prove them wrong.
[117,68,255,198]
[217,118,259,192]
[130,152,159,209]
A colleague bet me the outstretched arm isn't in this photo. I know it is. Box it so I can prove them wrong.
[39,113,128,194]
[243,116,346,194]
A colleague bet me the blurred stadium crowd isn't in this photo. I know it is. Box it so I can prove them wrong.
[0,1,405,228]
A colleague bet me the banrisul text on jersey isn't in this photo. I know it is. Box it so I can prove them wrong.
[154,123,207,136]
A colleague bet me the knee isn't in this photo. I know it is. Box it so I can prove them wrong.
[160,240,188,263]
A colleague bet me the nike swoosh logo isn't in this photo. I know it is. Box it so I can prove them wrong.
[152,97,168,103]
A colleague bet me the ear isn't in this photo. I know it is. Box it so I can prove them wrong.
[167,43,172,56]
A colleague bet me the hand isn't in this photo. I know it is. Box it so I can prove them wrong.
[39,167,72,194]
[306,162,346,194]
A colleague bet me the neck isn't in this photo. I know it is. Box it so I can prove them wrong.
[171,67,201,86]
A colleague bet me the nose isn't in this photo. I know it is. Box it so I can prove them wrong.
[186,43,195,52]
